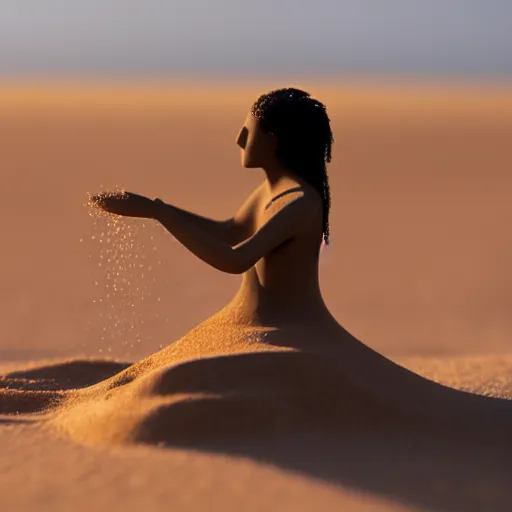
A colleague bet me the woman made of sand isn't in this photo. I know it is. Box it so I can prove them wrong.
[85,87,512,434]
[4,88,508,445]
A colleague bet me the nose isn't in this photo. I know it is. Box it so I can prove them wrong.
[236,127,248,148]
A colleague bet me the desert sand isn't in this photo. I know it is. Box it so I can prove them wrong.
[1,81,512,512]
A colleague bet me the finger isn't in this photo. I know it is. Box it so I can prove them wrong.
[89,195,103,205]
[90,191,123,202]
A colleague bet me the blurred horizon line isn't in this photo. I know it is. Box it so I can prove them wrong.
[2,73,512,94]
[2,78,512,118]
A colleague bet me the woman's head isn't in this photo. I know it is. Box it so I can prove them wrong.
[236,87,334,244]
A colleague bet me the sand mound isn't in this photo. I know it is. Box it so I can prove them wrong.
[5,359,131,389]
[2,350,512,512]
[52,351,407,446]
[0,359,130,414]
[39,348,512,448]
[2,348,512,446]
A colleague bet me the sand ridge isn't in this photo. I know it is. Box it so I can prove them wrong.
[2,312,512,448]
[3,350,512,511]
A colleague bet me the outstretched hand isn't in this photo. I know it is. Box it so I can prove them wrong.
[89,191,161,218]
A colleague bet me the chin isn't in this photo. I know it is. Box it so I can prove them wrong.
[242,158,260,169]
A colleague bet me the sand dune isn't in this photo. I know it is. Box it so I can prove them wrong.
[2,350,512,511]
[1,83,512,511]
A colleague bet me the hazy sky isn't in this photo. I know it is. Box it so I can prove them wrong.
[1,0,511,78]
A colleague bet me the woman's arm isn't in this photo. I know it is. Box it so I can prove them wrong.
[156,202,234,245]
[153,190,318,274]
[91,185,263,248]
[157,183,263,247]
[90,184,311,274]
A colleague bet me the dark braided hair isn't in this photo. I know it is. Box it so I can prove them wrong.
[250,88,334,245]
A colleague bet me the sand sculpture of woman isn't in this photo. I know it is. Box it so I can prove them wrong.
[94,87,336,354]
[2,88,508,445]
[85,87,512,444]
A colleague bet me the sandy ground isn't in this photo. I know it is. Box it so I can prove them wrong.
[1,81,511,511]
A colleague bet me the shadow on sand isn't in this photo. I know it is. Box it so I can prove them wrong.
[1,354,511,512]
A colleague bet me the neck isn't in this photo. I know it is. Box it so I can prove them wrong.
[261,161,296,188]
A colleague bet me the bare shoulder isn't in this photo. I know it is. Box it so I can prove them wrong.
[228,182,266,243]
[264,183,322,220]
[234,181,265,219]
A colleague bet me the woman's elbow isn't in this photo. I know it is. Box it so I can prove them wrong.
[214,253,252,275]
[217,261,249,275]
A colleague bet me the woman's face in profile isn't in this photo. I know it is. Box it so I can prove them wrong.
[236,113,276,169]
